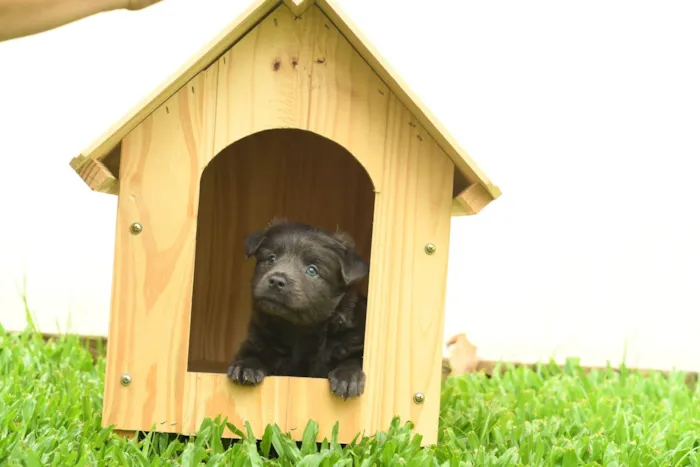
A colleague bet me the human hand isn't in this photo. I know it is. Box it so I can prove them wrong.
[124,0,163,10]
[0,0,168,42]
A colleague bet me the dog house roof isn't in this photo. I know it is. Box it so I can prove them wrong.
[69,0,501,214]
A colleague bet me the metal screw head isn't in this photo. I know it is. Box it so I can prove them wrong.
[120,374,132,386]
[424,243,436,255]
[413,392,425,404]
[130,223,143,235]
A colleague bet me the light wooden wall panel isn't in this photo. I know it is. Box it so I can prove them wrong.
[213,3,389,192]
[102,63,219,434]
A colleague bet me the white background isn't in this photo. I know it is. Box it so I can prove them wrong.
[1,0,699,372]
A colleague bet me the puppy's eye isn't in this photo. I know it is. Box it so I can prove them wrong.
[266,255,276,264]
[305,265,318,277]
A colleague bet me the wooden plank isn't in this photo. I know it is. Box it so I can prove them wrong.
[101,62,219,434]
[71,0,279,174]
[71,157,119,194]
[315,0,501,203]
[212,3,390,188]
[359,93,453,447]
[283,0,315,17]
[452,182,494,216]
[212,2,312,154]
[302,6,391,191]
[451,198,467,216]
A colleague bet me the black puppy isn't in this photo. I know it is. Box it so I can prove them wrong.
[226,219,369,399]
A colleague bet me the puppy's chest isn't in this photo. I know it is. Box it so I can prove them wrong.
[272,333,330,376]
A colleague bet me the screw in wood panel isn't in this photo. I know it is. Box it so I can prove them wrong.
[130,223,143,235]
[120,374,132,386]
[424,243,436,255]
[413,392,425,404]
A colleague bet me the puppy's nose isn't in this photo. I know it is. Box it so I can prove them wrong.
[268,273,287,289]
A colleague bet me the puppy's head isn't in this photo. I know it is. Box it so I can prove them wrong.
[244,219,368,326]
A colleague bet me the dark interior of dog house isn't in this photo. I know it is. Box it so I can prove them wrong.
[186,129,375,375]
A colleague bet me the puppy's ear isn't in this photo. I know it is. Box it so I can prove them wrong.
[269,217,288,227]
[244,230,266,258]
[332,229,356,249]
[333,229,367,285]
[339,249,369,286]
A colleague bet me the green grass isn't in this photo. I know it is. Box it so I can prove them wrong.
[0,325,699,466]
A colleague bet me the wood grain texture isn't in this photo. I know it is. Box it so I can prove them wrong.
[452,183,495,216]
[72,157,119,194]
[187,129,375,373]
[104,3,453,446]
[358,93,454,446]
[102,62,219,434]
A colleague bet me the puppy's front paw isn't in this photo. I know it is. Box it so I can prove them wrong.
[328,367,365,399]
[227,359,266,386]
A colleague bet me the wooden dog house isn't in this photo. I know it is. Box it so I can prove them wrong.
[70,0,500,446]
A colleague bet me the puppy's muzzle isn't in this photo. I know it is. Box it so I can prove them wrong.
[267,272,288,290]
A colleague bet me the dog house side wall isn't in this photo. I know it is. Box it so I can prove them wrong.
[101,62,219,435]
[103,3,454,446]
